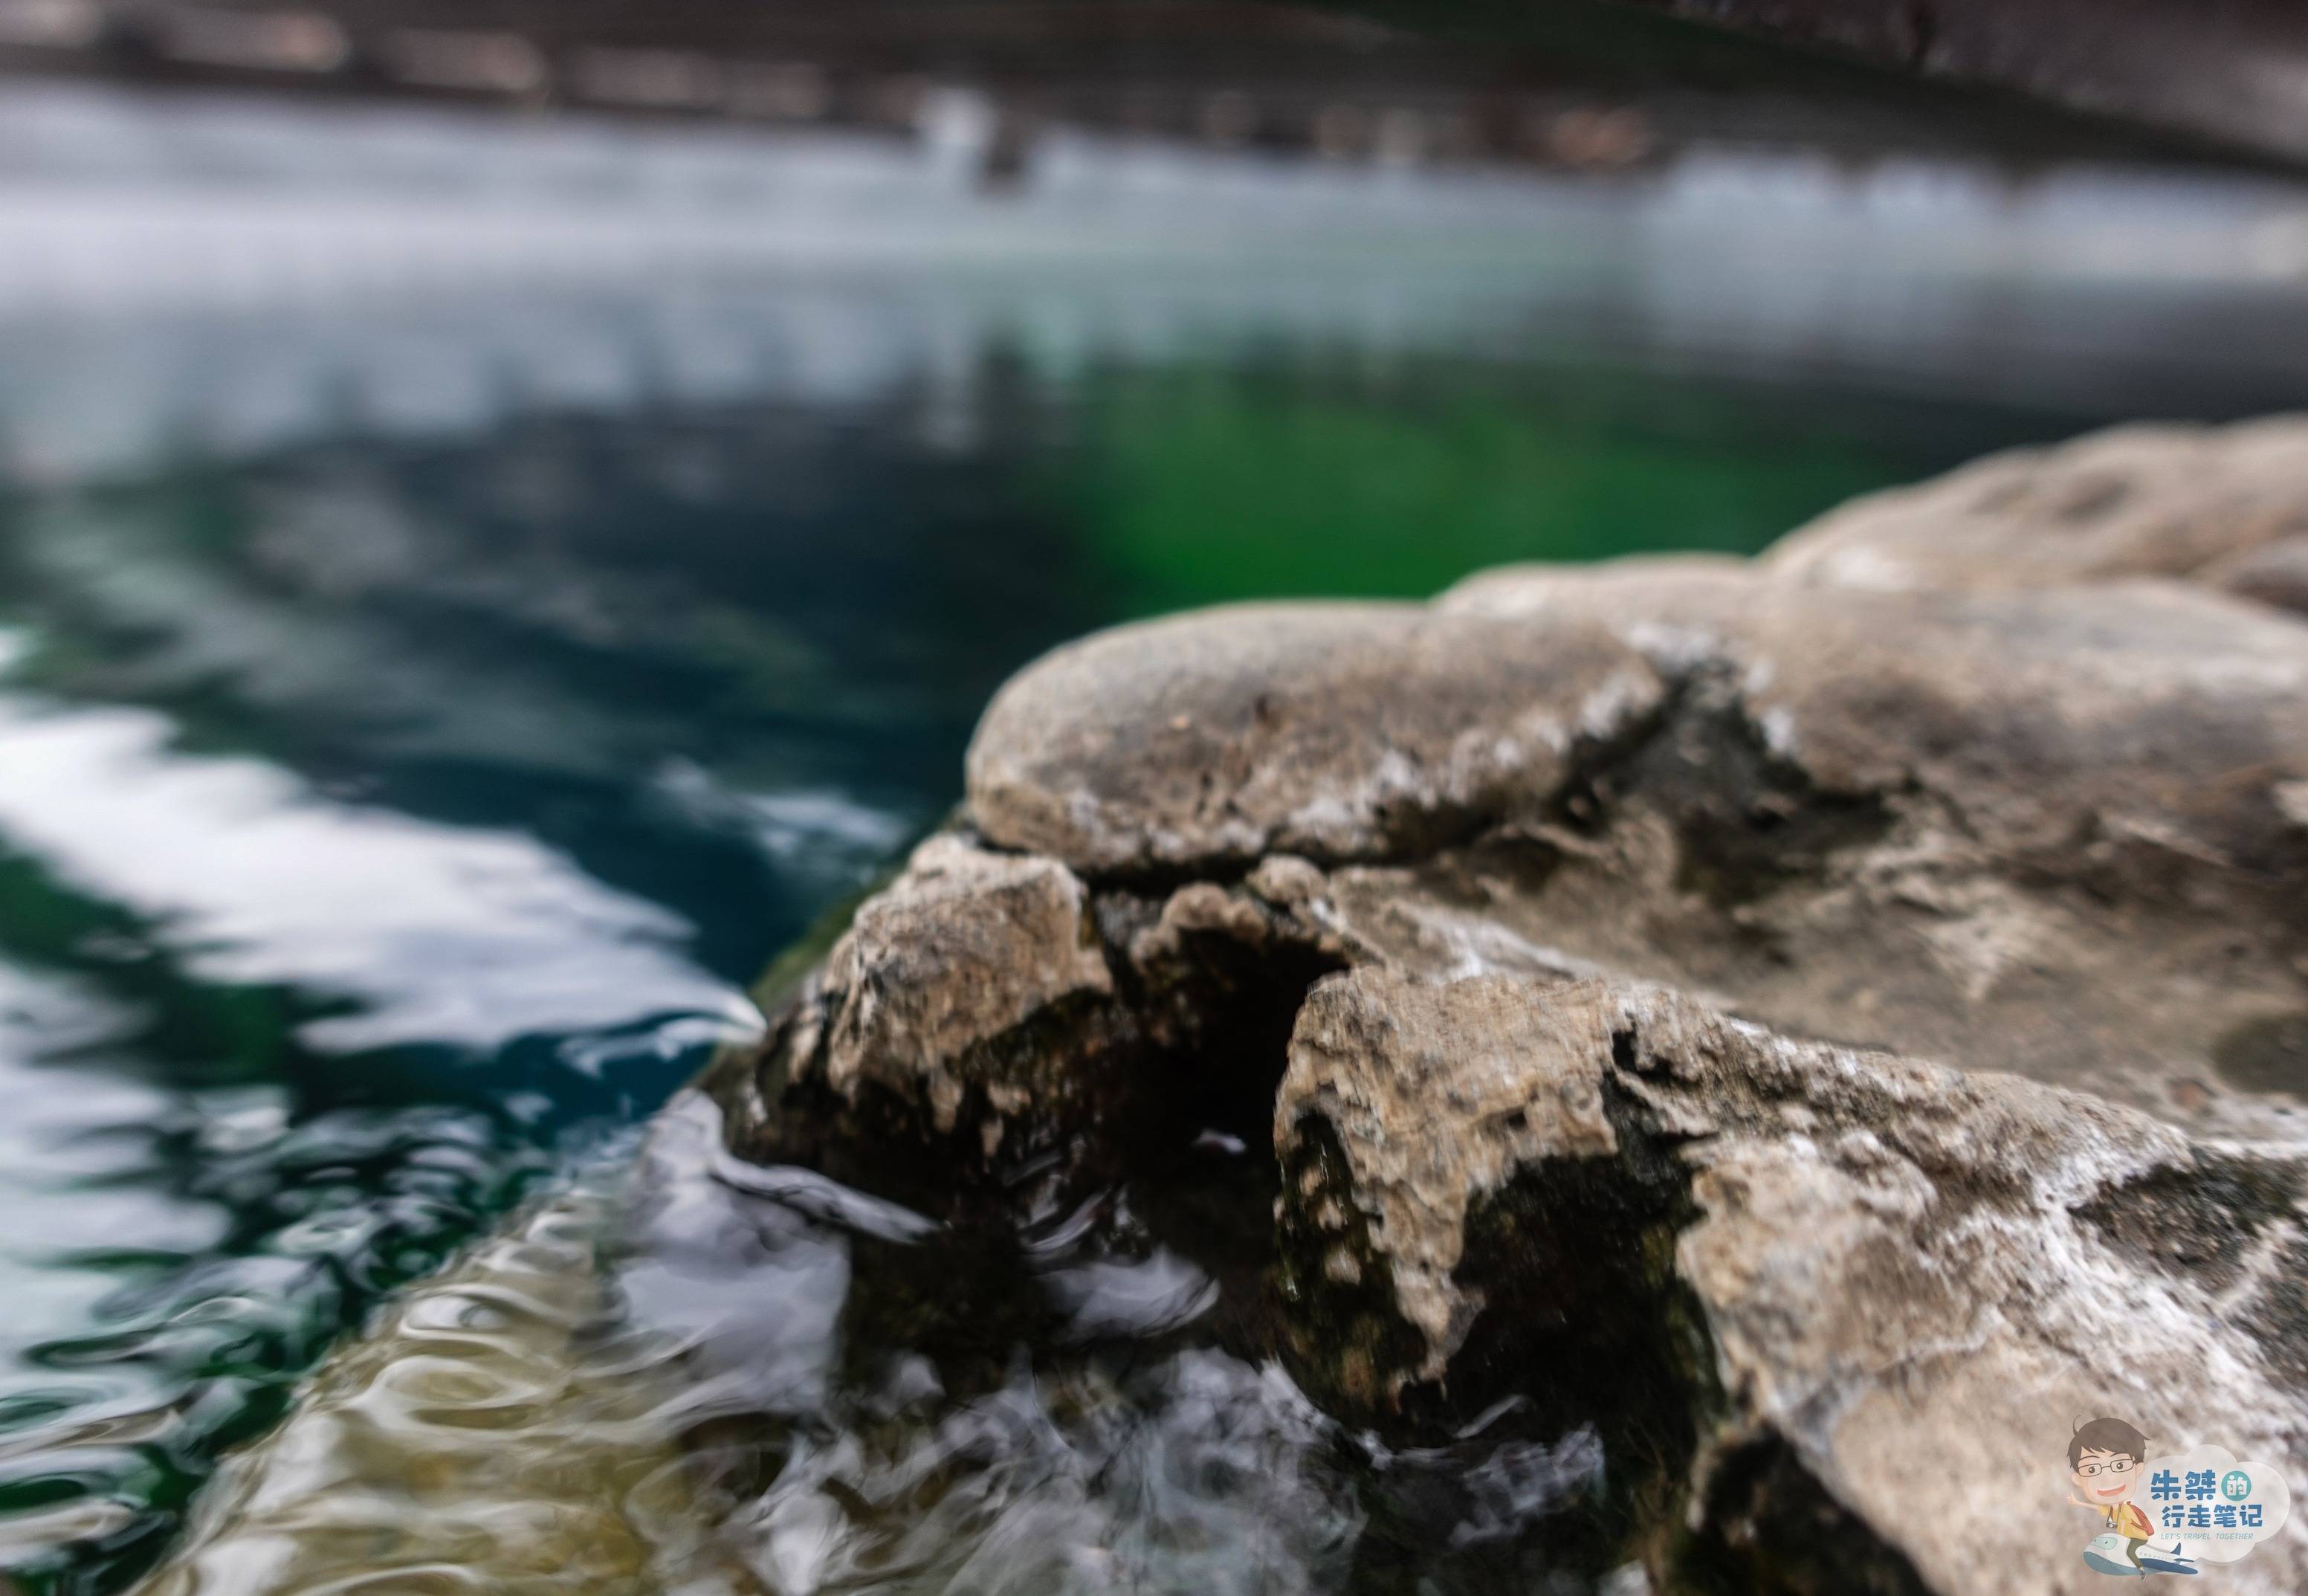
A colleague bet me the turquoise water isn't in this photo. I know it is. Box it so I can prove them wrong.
[3,83,2308,1595]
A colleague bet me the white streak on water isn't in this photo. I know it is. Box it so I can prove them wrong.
[0,693,754,1052]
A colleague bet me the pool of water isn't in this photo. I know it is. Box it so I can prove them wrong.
[1,79,2307,1596]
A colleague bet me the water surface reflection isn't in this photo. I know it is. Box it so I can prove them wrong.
[140,1098,1635,1596]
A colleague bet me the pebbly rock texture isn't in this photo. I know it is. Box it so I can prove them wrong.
[1765,416,2308,613]
[1273,969,2308,1596]
[717,831,1128,1178]
[748,834,1114,1148]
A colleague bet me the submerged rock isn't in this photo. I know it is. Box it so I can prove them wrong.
[130,1173,701,1596]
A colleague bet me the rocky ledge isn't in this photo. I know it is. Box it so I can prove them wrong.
[711,417,2308,1595]
[1278,969,2303,1595]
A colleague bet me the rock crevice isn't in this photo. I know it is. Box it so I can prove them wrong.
[1276,972,2305,1595]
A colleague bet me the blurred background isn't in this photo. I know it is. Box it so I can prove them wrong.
[0,3,2304,1591]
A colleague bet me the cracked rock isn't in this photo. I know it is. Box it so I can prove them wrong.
[727,834,1121,1166]
[682,417,2308,1593]
[1432,558,2308,1141]
[670,418,2308,1596]
[1274,969,2308,1596]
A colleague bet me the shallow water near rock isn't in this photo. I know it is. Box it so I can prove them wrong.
[138,1096,1638,1596]
[4,80,2308,1595]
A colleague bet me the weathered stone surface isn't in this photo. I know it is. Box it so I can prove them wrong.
[725,829,1370,1177]
[663,415,2308,1596]
[1446,556,2308,868]
[1763,416,2308,602]
[966,602,1664,876]
[738,419,2308,1175]
[1276,969,2308,1596]
[2206,534,2308,618]
[1432,558,2308,1141]
[818,836,1110,1116]
[1274,970,1621,1367]
[726,834,1114,1160]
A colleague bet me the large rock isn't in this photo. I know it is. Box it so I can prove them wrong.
[714,424,2308,1181]
[1275,969,2308,1596]
[694,415,2308,1595]
[931,546,2308,1148]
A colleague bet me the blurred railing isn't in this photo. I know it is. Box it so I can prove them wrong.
[0,0,2258,175]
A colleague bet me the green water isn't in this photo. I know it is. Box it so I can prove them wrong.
[1054,364,1904,610]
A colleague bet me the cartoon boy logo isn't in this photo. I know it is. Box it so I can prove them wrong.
[2068,1417,2197,1577]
